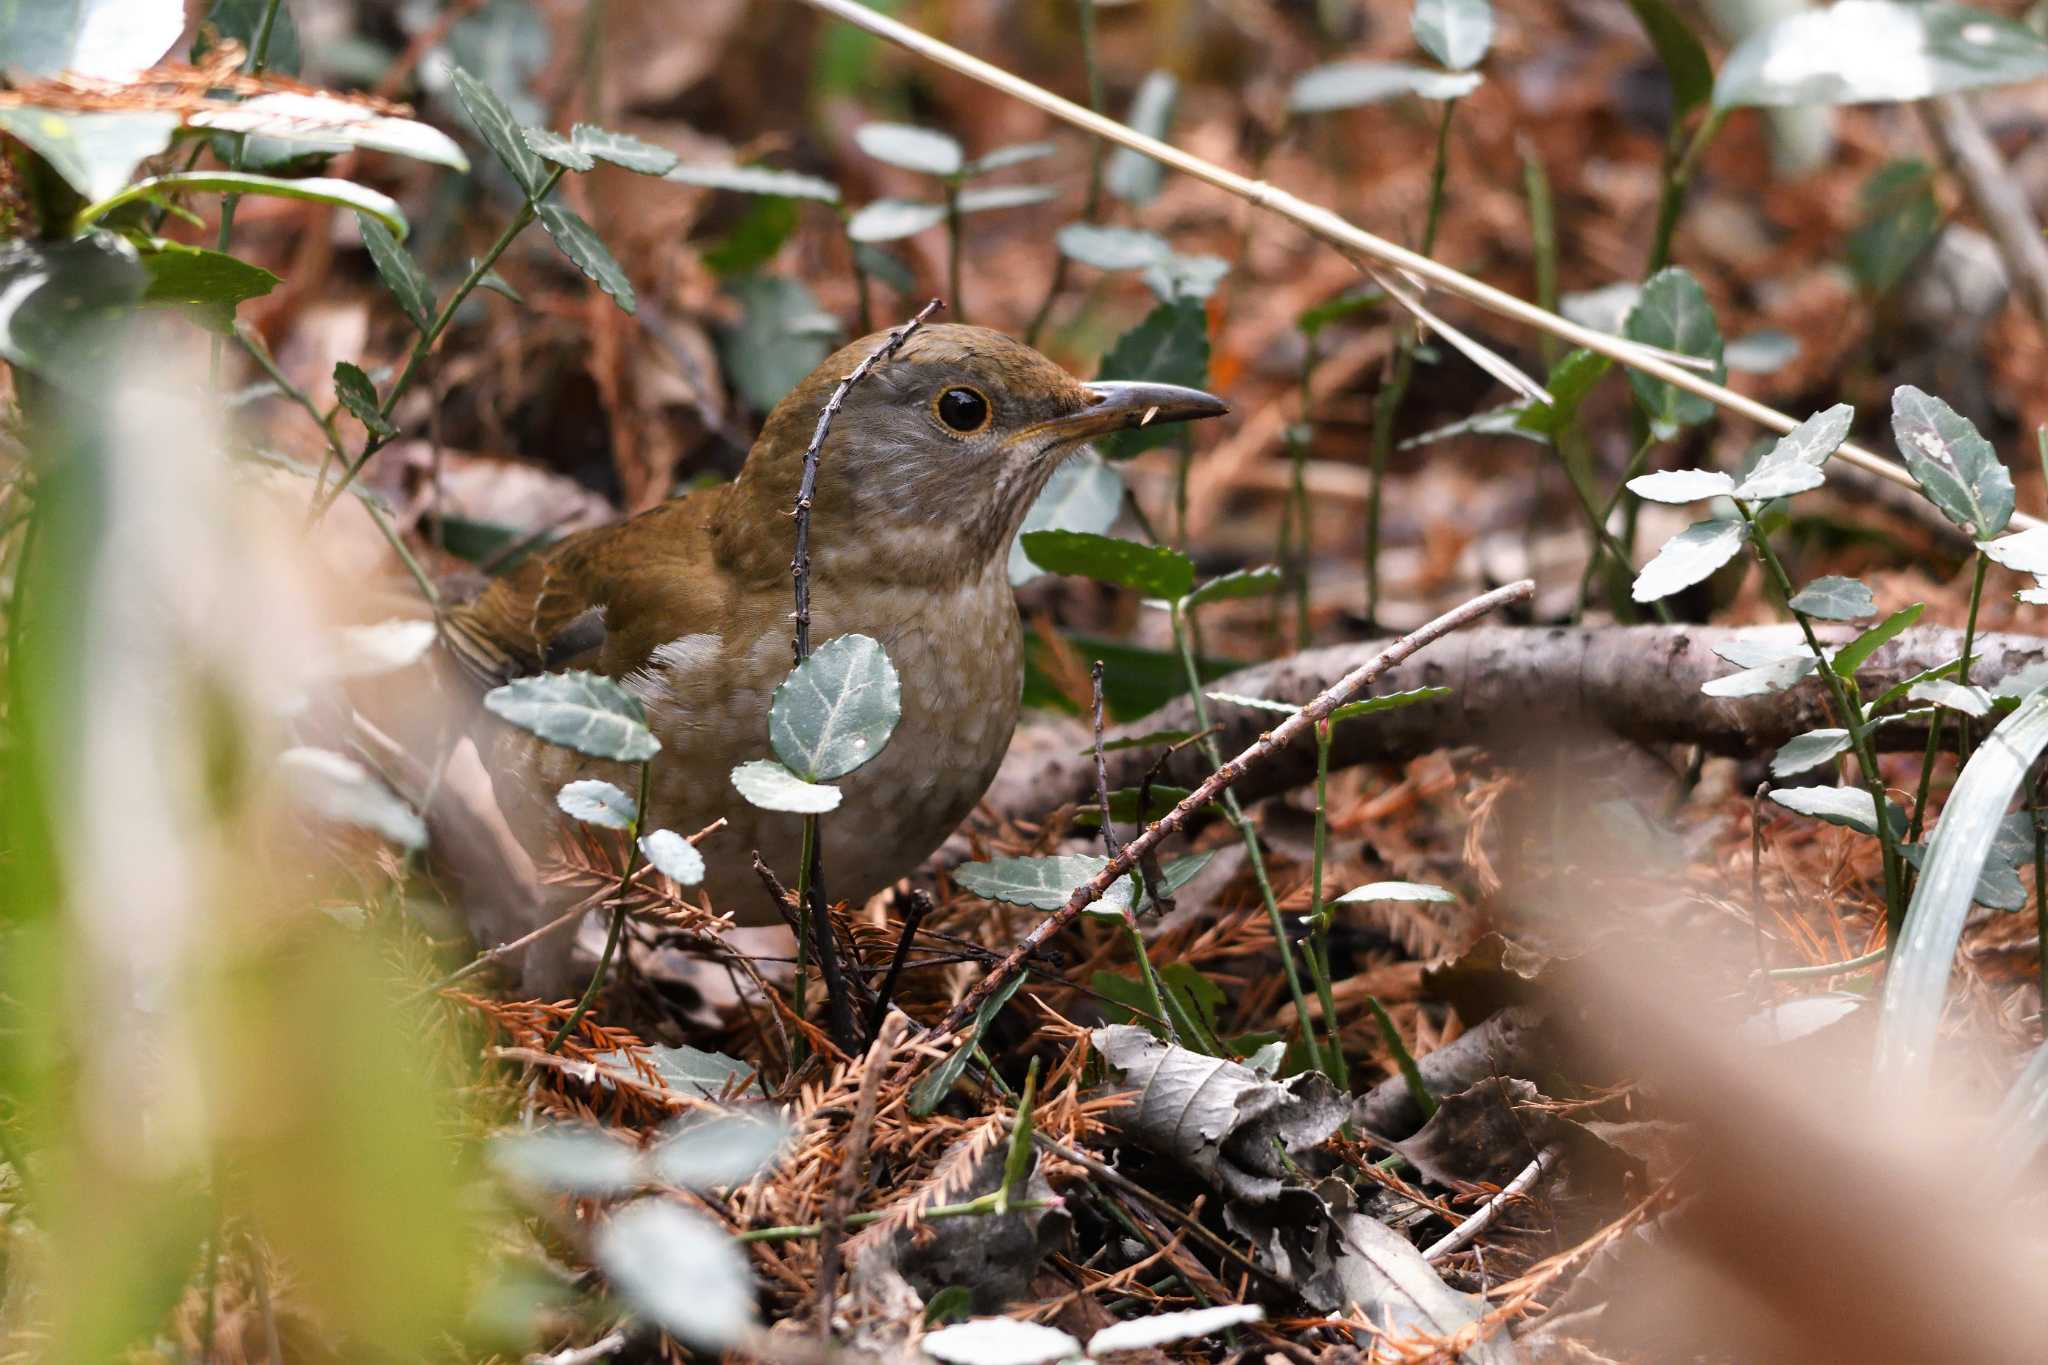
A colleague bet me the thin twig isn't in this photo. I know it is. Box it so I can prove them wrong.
[934,579,1533,1036]
[1423,1144,1560,1262]
[865,890,932,1045]
[796,0,2042,534]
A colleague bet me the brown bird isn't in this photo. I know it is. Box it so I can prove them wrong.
[440,323,1226,976]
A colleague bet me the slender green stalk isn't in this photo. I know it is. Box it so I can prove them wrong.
[793,814,817,1031]
[842,219,874,334]
[545,761,652,1053]
[1559,436,1674,625]
[1170,601,1323,1074]
[1956,550,1990,759]
[1364,99,1456,624]
[1908,552,1986,843]
[1023,0,1105,346]
[1521,144,1559,367]
[1646,109,1727,275]
[209,0,287,387]
[310,166,569,520]
[1766,945,1889,979]
[1172,427,1192,548]
[1738,503,1905,930]
[1366,996,1434,1120]
[943,182,965,324]
[1305,720,1348,1088]
[1285,333,1317,645]
[1577,430,1659,612]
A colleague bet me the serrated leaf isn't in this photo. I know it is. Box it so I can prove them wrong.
[451,64,547,197]
[769,633,902,782]
[1714,1,2048,110]
[1891,386,2013,538]
[922,1317,1081,1365]
[1413,0,1494,71]
[278,746,426,848]
[1980,525,2048,575]
[1701,654,1820,698]
[1289,61,1483,112]
[1624,267,1725,434]
[1626,468,1734,504]
[1010,449,1123,586]
[1734,403,1853,500]
[332,361,394,439]
[1185,565,1283,609]
[954,854,1134,913]
[729,759,840,813]
[1107,71,1177,204]
[537,202,635,313]
[1335,881,1456,904]
[1908,679,1991,718]
[358,214,437,332]
[846,197,947,242]
[192,92,469,171]
[1631,518,1746,603]
[1623,0,1714,116]
[1770,785,1880,835]
[485,671,660,761]
[1832,603,1923,679]
[1329,684,1453,723]
[1771,728,1852,778]
[0,108,176,201]
[521,125,593,170]
[1788,575,1876,621]
[955,184,1056,214]
[1087,1305,1266,1354]
[1902,810,2034,912]
[136,238,278,334]
[664,162,841,202]
[853,121,962,176]
[1056,223,1172,272]
[594,1201,756,1350]
[556,779,636,830]
[1017,530,1196,601]
[638,829,706,885]
[1097,296,1210,458]
[571,123,677,175]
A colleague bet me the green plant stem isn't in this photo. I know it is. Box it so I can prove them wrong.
[1908,554,1987,843]
[793,814,817,1032]
[1738,503,1906,931]
[1023,0,1105,346]
[310,165,568,520]
[842,220,874,334]
[1121,914,1177,1043]
[1366,996,1434,1120]
[944,182,964,324]
[738,1192,1056,1244]
[1577,430,1659,610]
[208,0,287,385]
[1765,945,1890,979]
[1956,550,1990,758]
[545,761,651,1053]
[1170,601,1323,1075]
[1646,109,1727,275]
[1521,143,1559,366]
[1559,437,1673,625]
[1306,720,1348,1088]
[1172,427,1192,548]
[1364,99,1456,625]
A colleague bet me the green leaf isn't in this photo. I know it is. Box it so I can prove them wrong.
[1848,160,1940,298]
[1328,684,1453,723]
[955,184,1056,214]
[909,973,1026,1116]
[194,0,302,76]
[1513,346,1612,439]
[1733,404,1854,501]
[192,92,469,171]
[1413,0,1494,71]
[332,361,395,439]
[1769,785,1881,836]
[638,829,706,886]
[1981,526,2048,575]
[702,194,798,279]
[716,274,838,412]
[846,197,947,243]
[0,107,177,200]
[0,232,143,375]
[1090,727,1197,754]
[648,1111,788,1188]
[1097,297,1210,458]
[1334,881,1456,904]
[1788,575,1876,621]
[1297,288,1385,336]
[537,202,635,313]
[769,634,902,782]
[1891,385,2013,538]
[556,778,636,830]
[521,126,593,171]
[664,162,841,203]
[1771,728,1852,778]
[3,0,181,79]
[1073,785,1199,827]
[1288,60,1482,112]
[1623,0,1714,116]
[1017,530,1196,601]
[1908,679,1992,718]
[490,1125,641,1196]
[1908,811,2033,913]
[1107,71,1177,204]
[1715,1,2048,109]
[728,759,841,814]
[136,239,278,333]
[1623,266,1724,435]
[996,1057,1039,1214]
[1873,655,1968,711]
[854,122,963,177]
[1134,852,1219,912]
[1086,1308,1266,1355]
[77,171,410,239]
[593,1201,756,1351]
[1701,654,1819,698]
[966,141,1056,176]
[1878,693,2048,1087]
[1207,691,1298,716]
[1724,329,1801,374]
[1010,449,1124,586]
[484,670,661,762]
[571,123,678,175]
[922,1318,1082,1365]
[1142,254,1229,302]
[1631,518,1746,604]
[357,215,437,333]
[954,854,1134,913]
[278,746,426,849]
[451,63,549,197]
[1832,602,1924,679]
[1626,468,1734,504]
[1185,565,1283,610]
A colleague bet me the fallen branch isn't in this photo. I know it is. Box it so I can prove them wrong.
[933,580,1534,1036]
[984,623,2048,824]
[1423,1143,1559,1263]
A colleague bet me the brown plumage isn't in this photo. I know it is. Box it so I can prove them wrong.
[439,323,1226,985]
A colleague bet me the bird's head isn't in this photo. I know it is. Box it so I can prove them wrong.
[731,323,1227,582]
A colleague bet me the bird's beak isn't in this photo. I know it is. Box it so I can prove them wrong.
[1030,380,1230,445]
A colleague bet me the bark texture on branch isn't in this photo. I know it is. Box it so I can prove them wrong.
[986,624,2048,822]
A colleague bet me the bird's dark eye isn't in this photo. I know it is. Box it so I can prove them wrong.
[934,385,991,434]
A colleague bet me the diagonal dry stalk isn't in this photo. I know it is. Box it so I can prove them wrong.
[797,0,2043,535]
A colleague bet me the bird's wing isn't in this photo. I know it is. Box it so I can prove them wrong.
[439,485,734,689]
